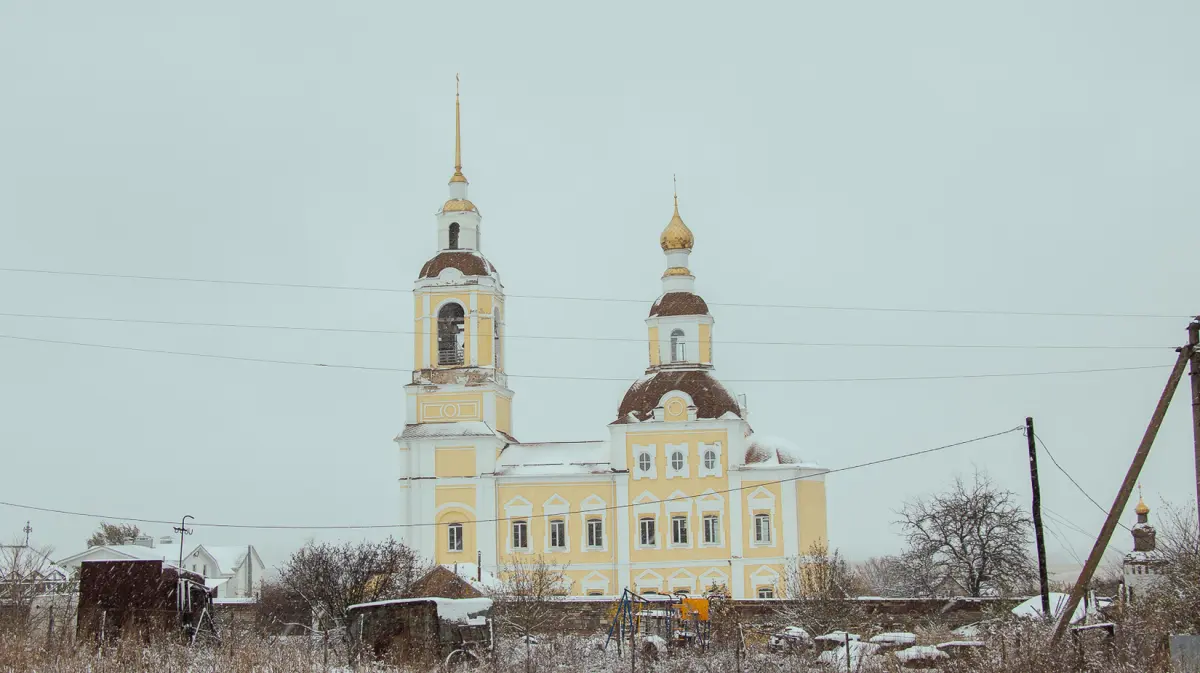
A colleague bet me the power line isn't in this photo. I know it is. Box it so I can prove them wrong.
[0,310,1174,351]
[0,332,1172,383]
[0,427,1023,530]
[1034,433,1131,532]
[0,266,1187,319]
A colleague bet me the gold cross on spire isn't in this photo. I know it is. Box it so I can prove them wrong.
[451,73,466,183]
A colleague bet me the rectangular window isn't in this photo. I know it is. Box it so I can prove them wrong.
[757,587,775,599]
[448,523,464,552]
[754,514,771,543]
[639,518,656,546]
[512,520,529,550]
[703,515,720,545]
[671,515,689,545]
[202,564,207,576]
[549,519,566,549]
[587,519,603,548]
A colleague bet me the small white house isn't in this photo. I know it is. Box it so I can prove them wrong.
[183,545,265,599]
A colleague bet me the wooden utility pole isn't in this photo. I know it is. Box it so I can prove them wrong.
[1188,318,1200,528]
[1026,417,1051,620]
[1051,346,1192,642]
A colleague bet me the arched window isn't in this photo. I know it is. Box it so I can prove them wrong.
[671,451,685,471]
[438,303,465,365]
[703,450,717,470]
[638,453,652,473]
[670,329,686,363]
[448,222,460,250]
[493,306,502,370]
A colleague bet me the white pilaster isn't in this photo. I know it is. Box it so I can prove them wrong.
[782,478,799,559]
[615,474,632,592]
[469,292,479,366]
[478,476,497,572]
[729,468,744,598]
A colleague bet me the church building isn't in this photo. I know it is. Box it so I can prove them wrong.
[394,84,828,598]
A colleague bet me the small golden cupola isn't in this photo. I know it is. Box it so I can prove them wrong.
[442,74,477,215]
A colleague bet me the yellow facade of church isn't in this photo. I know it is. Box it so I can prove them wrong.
[394,85,827,598]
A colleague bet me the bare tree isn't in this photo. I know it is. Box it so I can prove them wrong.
[897,472,1034,597]
[275,537,426,652]
[0,538,70,627]
[493,554,569,673]
[854,555,908,597]
[777,541,867,635]
[85,522,141,548]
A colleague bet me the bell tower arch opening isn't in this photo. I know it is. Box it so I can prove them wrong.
[437,302,466,366]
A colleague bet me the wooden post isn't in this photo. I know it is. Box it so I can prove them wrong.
[845,632,852,673]
[1188,318,1200,529]
[1051,347,1192,642]
[46,604,54,652]
[1026,417,1052,620]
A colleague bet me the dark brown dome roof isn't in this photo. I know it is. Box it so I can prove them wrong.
[648,292,710,318]
[418,251,497,279]
[614,370,741,423]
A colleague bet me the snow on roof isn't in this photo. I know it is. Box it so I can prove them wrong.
[1011,592,1087,624]
[347,597,493,623]
[869,632,916,645]
[815,631,860,641]
[200,546,254,575]
[399,422,505,440]
[204,577,230,589]
[494,441,610,477]
[937,640,986,648]
[59,544,172,567]
[895,645,948,662]
[443,563,503,593]
[743,434,819,468]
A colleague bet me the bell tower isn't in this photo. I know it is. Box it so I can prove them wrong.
[403,77,514,438]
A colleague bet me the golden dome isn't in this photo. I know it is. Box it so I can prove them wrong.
[1135,495,1150,516]
[660,195,694,251]
[442,199,477,213]
[662,266,691,277]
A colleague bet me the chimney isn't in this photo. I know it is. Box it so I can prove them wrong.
[133,535,155,548]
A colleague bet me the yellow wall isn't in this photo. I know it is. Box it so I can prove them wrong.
[495,481,617,569]
[495,394,513,436]
[698,323,712,364]
[741,480,783,560]
[647,326,660,366]
[625,429,730,565]
[435,486,478,565]
[478,317,493,367]
[417,391,484,423]
[796,481,827,552]
[743,563,785,598]
[435,447,477,477]
[413,300,424,369]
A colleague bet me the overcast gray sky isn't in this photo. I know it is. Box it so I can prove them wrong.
[2,1,1198,572]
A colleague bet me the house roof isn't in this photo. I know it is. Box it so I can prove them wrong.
[494,441,610,477]
[614,370,742,423]
[57,544,173,568]
[418,251,497,279]
[186,544,264,576]
[399,421,508,441]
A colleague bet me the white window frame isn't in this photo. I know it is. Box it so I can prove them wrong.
[698,441,723,478]
[586,518,604,550]
[671,515,689,546]
[632,444,657,480]
[634,492,662,549]
[503,496,533,554]
[549,519,567,550]
[664,491,693,549]
[512,520,529,551]
[754,513,772,544]
[581,570,610,596]
[757,587,775,599]
[747,487,777,549]
[750,565,781,598]
[639,518,657,547]
[543,494,570,553]
[579,494,608,553]
[665,443,689,479]
[668,568,697,595]
[447,523,464,552]
[702,514,720,546]
[634,569,664,594]
[669,328,686,363]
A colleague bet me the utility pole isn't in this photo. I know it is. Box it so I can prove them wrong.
[173,515,194,570]
[1051,345,1192,642]
[22,522,31,547]
[1025,417,1051,620]
[1188,317,1200,529]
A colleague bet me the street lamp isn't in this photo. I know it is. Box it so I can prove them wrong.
[173,515,194,570]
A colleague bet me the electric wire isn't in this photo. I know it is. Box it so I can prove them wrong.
[0,266,1188,319]
[0,310,1174,351]
[0,333,1171,383]
[1034,433,1131,532]
[0,426,1023,530]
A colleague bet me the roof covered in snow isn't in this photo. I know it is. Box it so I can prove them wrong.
[57,544,173,568]
[399,422,507,441]
[613,370,742,423]
[744,434,815,466]
[1011,592,1087,624]
[494,441,610,477]
[347,597,493,624]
